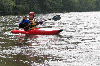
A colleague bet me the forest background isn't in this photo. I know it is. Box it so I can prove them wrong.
[0,0,100,15]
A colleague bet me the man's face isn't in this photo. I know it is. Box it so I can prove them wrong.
[29,14,34,20]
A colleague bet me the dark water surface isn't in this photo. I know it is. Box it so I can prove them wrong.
[0,12,100,66]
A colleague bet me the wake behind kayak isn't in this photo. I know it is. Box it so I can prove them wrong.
[11,28,63,35]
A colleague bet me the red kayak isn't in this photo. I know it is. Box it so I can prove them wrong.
[11,28,63,35]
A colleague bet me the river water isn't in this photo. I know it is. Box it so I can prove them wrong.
[0,12,100,66]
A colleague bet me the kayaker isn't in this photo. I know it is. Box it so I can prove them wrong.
[19,12,43,31]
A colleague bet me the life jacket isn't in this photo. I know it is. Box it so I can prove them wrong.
[29,19,37,30]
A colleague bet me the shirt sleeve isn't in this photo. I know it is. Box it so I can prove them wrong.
[25,20,30,23]
[20,20,24,24]
[20,19,30,24]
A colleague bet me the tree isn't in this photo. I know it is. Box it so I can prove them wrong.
[1,0,15,15]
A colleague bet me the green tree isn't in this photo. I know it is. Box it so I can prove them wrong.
[1,0,15,15]
[62,0,75,12]
[73,0,97,11]
[1,0,100,15]
[0,0,15,15]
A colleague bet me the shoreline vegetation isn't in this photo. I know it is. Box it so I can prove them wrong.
[0,0,100,16]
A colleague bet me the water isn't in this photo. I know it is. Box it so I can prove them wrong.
[0,12,100,66]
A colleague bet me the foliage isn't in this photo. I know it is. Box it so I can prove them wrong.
[0,0,100,15]
[73,0,97,11]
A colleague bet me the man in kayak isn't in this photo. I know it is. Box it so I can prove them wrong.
[19,12,43,31]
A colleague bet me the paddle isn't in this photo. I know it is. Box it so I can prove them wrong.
[52,15,61,21]
[43,15,61,21]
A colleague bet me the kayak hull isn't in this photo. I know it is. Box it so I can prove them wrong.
[11,28,63,35]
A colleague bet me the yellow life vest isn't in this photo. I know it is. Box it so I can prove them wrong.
[29,19,37,30]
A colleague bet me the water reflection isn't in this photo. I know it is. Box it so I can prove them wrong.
[1,33,67,64]
[0,30,80,66]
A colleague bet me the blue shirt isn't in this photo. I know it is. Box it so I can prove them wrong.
[20,19,30,24]
[20,19,43,25]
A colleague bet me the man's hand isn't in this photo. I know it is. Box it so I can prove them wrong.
[23,16,27,20]
[39,20,43,24]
